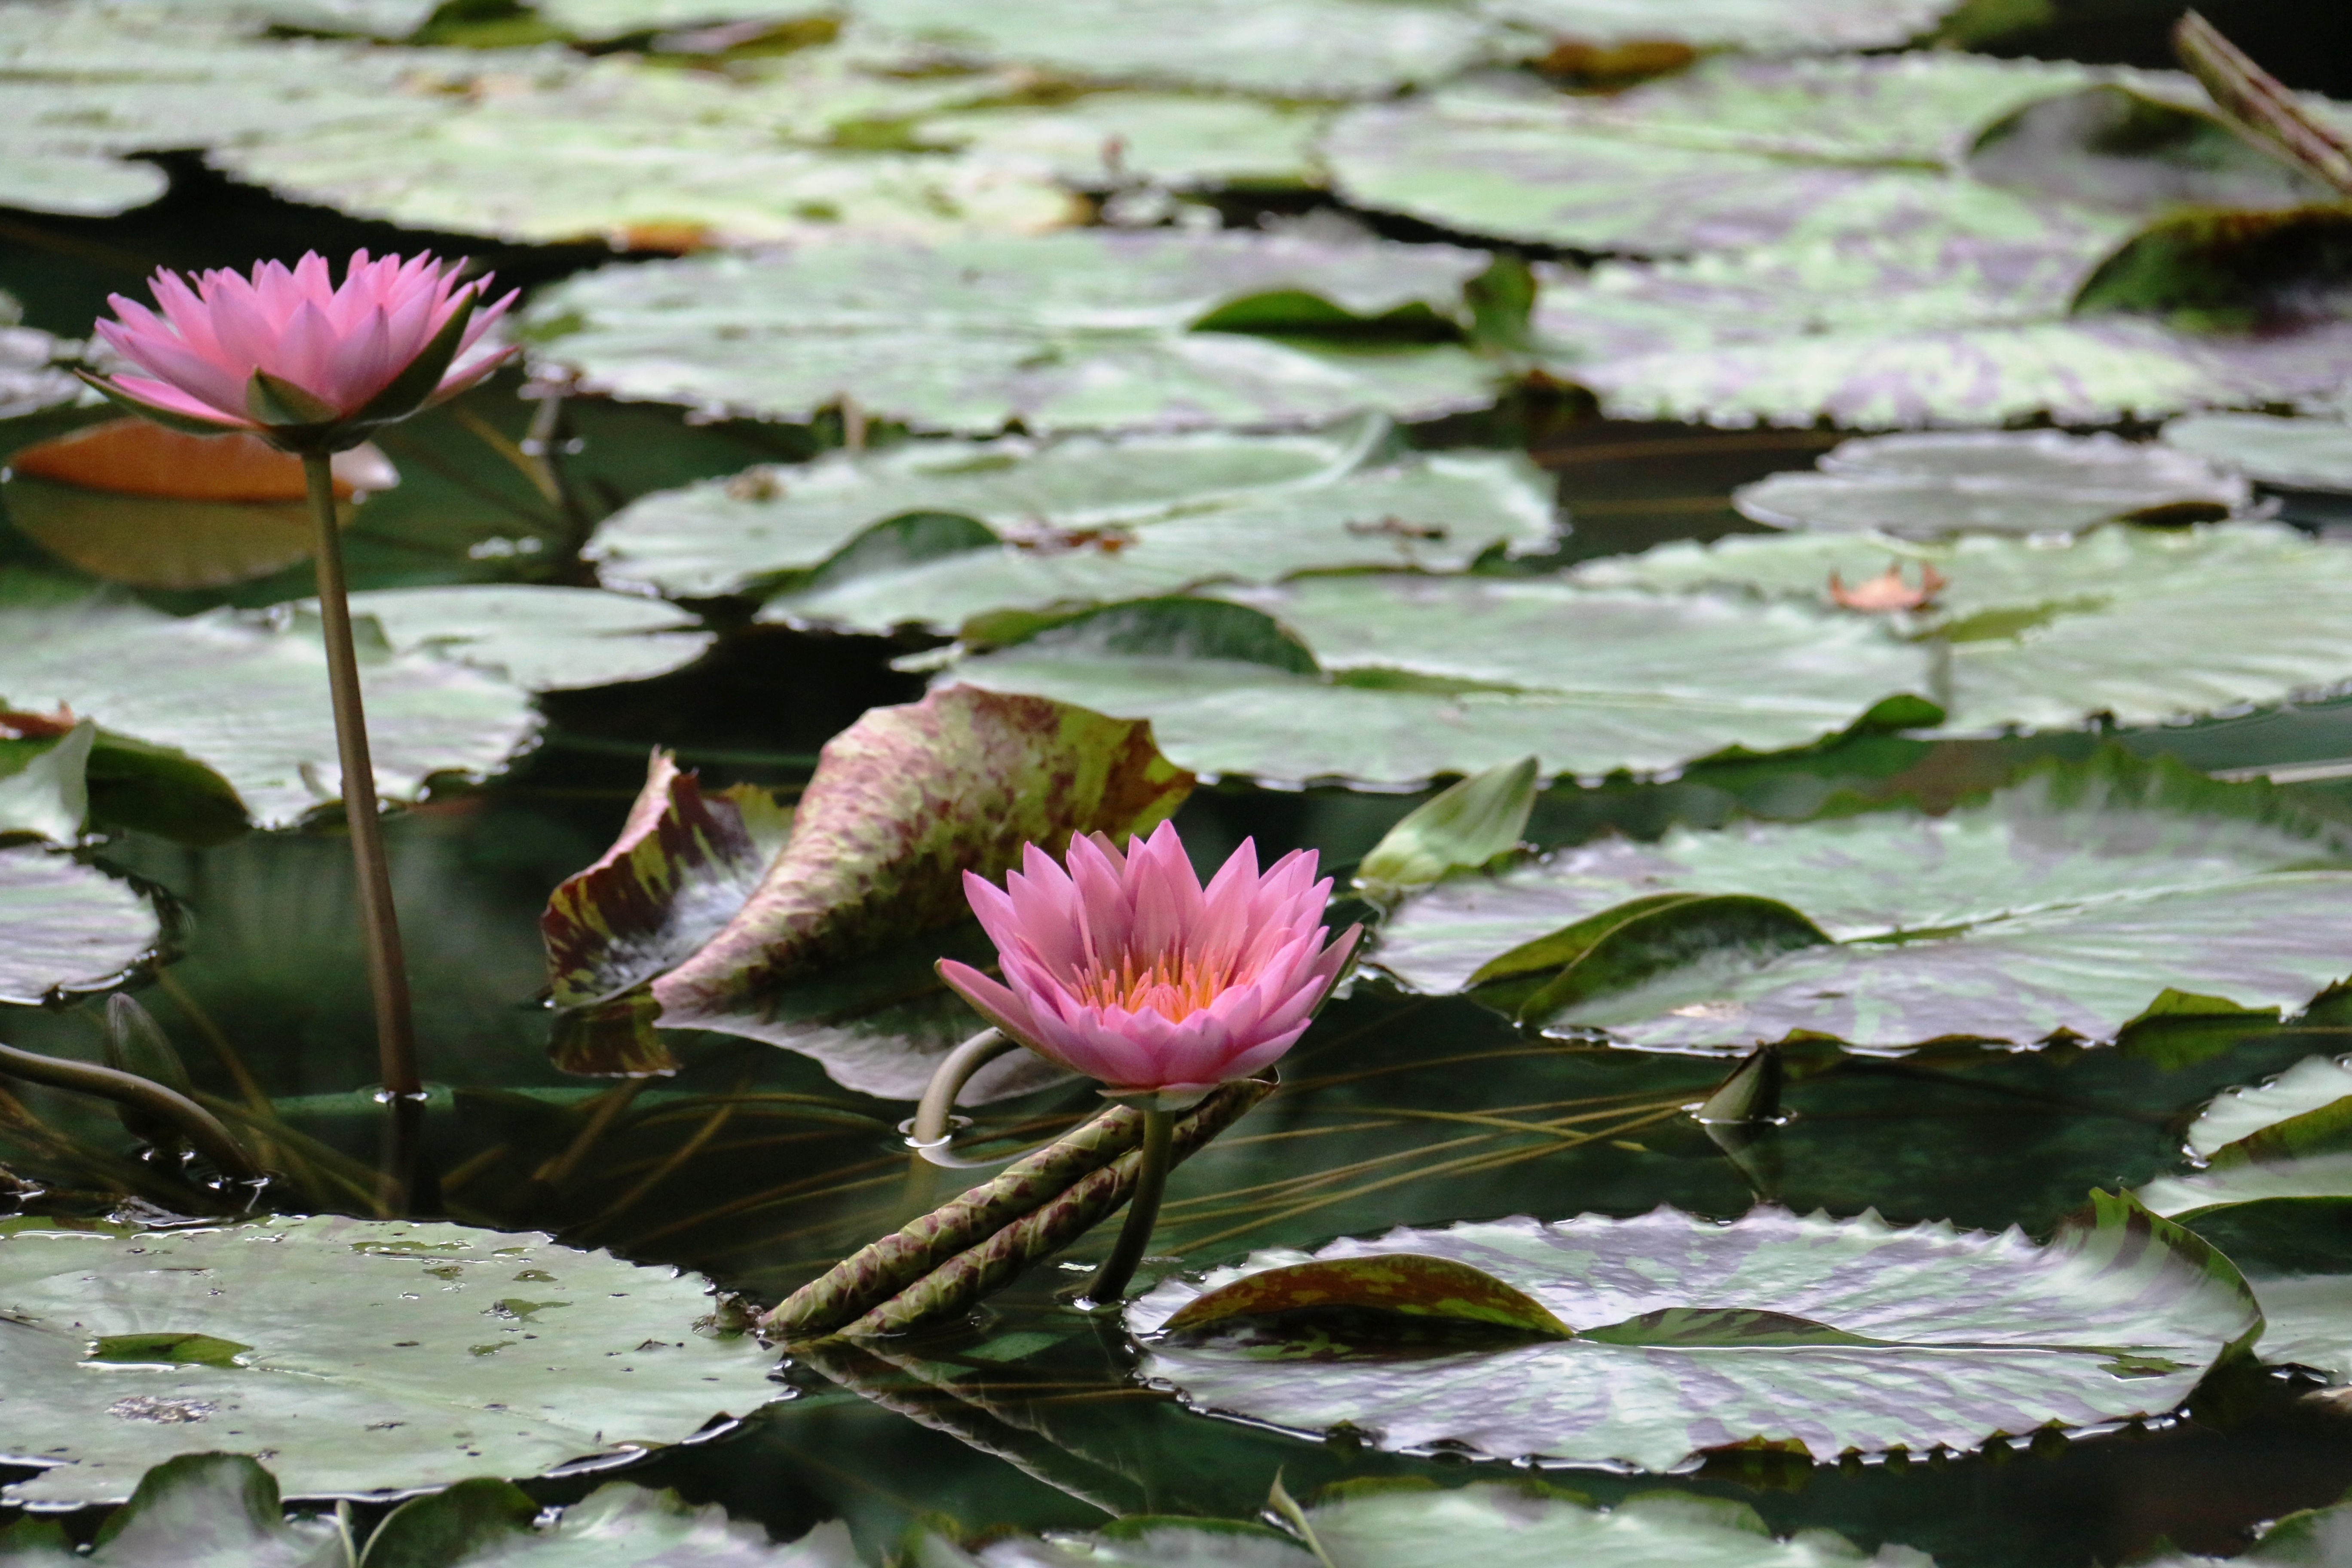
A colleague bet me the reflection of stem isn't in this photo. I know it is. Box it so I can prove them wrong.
[303,454,422,1208]
[0,1041,259,1180]
[1086,1107,1173,1305]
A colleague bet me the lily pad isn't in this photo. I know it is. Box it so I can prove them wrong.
[1732,432,2248,539]
[1476,0,1954,54]
[0,846,161,1006]
[0,717,92,845]
[922,1482,1934,1568]
[1127,1193,2259,1469]
[0,314,80,422]
[593,417,1556,625]
[1356,756,1539,896]
[2186,1055,2352,1162]
[1571,522,2352,735]
[914,94,1326,192]
[0,1213,781,1505]
[518,231,1502,435]
[2162,413,2352,493]
[1323,58,2133,254]
[215,53,1077,251]
[341,587,713,693]
[0,581,538,830]
[846,0,1496,98]
[1372,751,2352,1053]
[943,578,1935,789]
[1967,85,2337,217]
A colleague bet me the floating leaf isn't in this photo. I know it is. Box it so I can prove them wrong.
[1732,432,2247,539]
[1480,0,1956,54]
[1161,1254,1574,1342]
[595,417,1556,625]
[0,1213,780,1505]
[0,312,80,421]
[1967,85,2334,217]
[519,231,1501,436]
[2,420,393,591]
[849,0,1495,98]
[1355,756,1538,896]
[1375,752,2352,1053]
[914,94,1326,192]
[0,846,160,1005]
[944,578,1935,788]
[2186,1055,2352,1161]
[1128,1193,2259,1469]
[1473,894,1832,1029]
[1571,522,2352,735]
[1324,58,2132,254]
[0,577,538,830]
[215,52,1076,250]
[646,686,1193,1095]
[0,718,92,844]
[2162,412,2352,493]
[921,1481,1935,1568]
[340,587,713,693]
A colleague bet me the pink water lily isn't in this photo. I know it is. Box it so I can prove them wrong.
[939,821,1360,1100]
[84,250,516,453]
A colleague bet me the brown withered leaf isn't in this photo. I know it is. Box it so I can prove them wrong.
[1828,562,1947,612]
[651,684,1194,1044]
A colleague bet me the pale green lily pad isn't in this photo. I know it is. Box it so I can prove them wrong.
[342,587,713,693]
[0,585,538,830]
[942,577,1934,788]
[2140,1155,2352,1220]
[1323,58,2129,254]
[0,719,91,845]
[1571,522,2352,735]
[597,418,1553,628]
[521,231,1501,435]
[1732,432,2248,539]
[925,1484,1933,1568]
[1474,0,1954,53]
[2163,413,2352,493]
[1128,1194,2258,1469]
[0,321,82,422]
[214,52,1074,250]
[2187,1056,2352,1161]
[533,0,830,39]
[0,1214,780,1505]
[0,846,161,1006]
[846,0,1495,98]
[0,1454,344,1568]
[1372,752,2352,1052]
[915,94,1325,192]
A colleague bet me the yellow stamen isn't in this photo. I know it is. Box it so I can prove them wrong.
[1071,948,1238,1022]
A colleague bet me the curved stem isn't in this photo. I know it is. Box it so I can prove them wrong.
[908,1028,1016,1164]
[0,1041,260,1180]
[1086,1106,1174,1305]
[303,454,419,1101]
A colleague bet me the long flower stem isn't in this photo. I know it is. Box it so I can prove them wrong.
[301,455,420,1102]
[1086,1106,1174,1305]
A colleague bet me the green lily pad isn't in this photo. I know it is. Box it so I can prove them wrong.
[2186,1055,2352,1162]
[1373,751,2352,1052]
[0,314,80,421]
[1479,0,1954,53]
[2162,413,2352,493]
[1127,1192,2259,1469]
[1571,522,2352,736]
[214,52,1077,250]
[0,845,161,1006]
[1324,58,2130,254]
[1355,756,1538,896]
[519,231,1502,435]
[0,1213,781,1505]
[914,94,1326,192]
[920,1482,1936,1568]
[943,578,1935,788]
[1967,85,2337,217]
[847,0,1496,98]
[1732,432,2247,539]
[594,417,1556,626]
[0,717,91,844]
[342,587,713,693]
[0,582,538,830]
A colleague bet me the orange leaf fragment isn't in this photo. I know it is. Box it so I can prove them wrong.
[1828,562,1947,613]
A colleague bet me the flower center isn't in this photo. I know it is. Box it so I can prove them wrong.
[1072,948,1237,1022]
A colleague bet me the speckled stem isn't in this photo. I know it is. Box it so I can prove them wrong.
[765,1102,1148,1337]
[839,1077,1272,1338]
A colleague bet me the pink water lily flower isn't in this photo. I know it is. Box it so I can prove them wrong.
[84,250,517,453]
[939,821,1360,1100]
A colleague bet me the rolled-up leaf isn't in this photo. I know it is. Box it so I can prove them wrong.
[840,1078,1273,1337]
[766,1104,1148,1337]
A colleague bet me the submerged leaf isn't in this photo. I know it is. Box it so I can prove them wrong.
[1129,1194,2259,1469]
[0,1214,780,1505]
[649,686,1193,1090]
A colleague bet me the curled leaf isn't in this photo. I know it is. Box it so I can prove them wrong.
[1355,755,1537,896]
